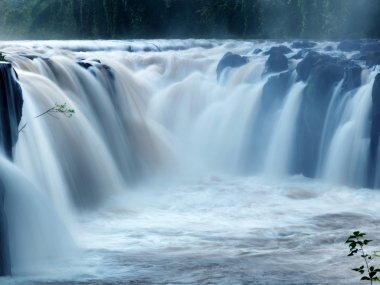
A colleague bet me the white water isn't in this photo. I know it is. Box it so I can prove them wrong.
[0,40,378,284]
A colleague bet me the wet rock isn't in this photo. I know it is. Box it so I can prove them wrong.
[265,51,288,73]
[253,48,262,54]
[216,52,249,80]
[337,40,362,52]
[291,41,317,49]
[77,61,93,69]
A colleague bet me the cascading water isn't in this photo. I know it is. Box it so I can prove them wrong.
[0,40,380,284]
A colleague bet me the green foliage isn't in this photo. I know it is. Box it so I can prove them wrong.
[346,231,380,284]
[53,103,75,118]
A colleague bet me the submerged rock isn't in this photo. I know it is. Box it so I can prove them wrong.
[216,52,249,80]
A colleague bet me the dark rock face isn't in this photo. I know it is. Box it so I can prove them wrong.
[369,73,380,187]
[216,52,249,80]
[0,63,23,159]
[0,62,23,276]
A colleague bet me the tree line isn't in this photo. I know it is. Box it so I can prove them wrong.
[0,0,380,39]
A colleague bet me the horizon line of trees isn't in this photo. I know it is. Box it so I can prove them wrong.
[1,0,380,40]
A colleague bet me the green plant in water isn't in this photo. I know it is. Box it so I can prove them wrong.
[19,102,75,133]
[0,52,6,62]
[346,231,380,284]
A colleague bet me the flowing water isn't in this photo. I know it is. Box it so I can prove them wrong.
[0,40,379,284]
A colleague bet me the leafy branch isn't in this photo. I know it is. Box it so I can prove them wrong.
[346,231,380,284]
[18,103,75,133]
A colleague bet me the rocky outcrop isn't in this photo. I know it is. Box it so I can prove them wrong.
[0,62,23,276]
[216,52,249,80]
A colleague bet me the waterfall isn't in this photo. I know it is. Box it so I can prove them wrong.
[0,40,380,279]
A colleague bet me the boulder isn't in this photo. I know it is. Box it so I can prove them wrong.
[265,50,288,73]
[337,40,362,52]
[216,52,249,80]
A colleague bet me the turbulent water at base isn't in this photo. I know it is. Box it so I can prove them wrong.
[0,39,380,284]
